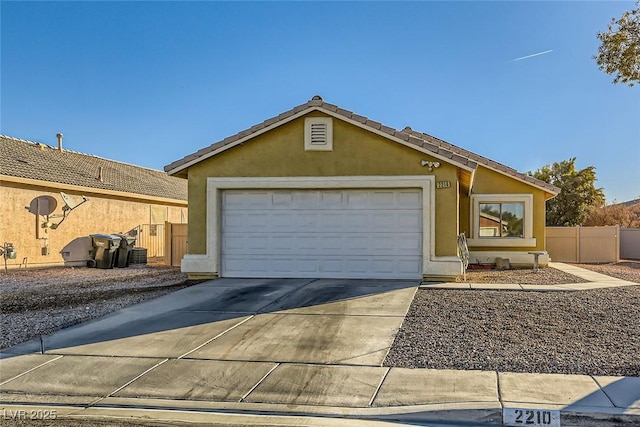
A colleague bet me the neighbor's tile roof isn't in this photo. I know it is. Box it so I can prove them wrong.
[164,96,559,194]
[1,135,187,201]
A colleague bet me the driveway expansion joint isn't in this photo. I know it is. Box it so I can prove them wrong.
[177,315,254,359]
[368,367,390,407]
[240,363,280,402]
[0,355,63,387]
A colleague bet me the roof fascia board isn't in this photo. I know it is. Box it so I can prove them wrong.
[467,168,476,196]
[0,175,188,206]
[166,108,316,175]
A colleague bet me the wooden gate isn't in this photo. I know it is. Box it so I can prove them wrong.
[164,222,188,267]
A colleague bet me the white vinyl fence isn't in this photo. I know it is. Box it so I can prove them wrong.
[546,226,640,263]
[546,226,619,263]
[621,228,640,260]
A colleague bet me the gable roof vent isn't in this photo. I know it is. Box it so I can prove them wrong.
[309,122,327,145]
[304,117,333,151]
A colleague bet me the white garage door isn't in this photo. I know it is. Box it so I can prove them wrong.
[220,189,423,279]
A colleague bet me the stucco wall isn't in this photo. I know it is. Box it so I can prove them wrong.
[186,113,460,257]
[0,181,187,269]
[459,166,549,252]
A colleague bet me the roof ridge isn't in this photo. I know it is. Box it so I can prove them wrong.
[163,97,559,194]
[0,134,168,174]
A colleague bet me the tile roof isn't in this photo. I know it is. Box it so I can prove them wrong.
[1,135,187,201]
[164,96,559,195]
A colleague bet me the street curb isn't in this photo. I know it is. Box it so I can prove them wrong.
[1,398,639,426]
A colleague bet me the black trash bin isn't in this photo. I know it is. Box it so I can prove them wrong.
[89,234,121,269]
[114,234,136,268]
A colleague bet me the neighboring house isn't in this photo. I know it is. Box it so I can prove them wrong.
[0,134,187,269]
[165,96,559,280]
[619,198,640,207]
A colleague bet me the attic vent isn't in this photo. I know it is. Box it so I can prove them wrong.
[310,123,327,144]
[304,117,333,151]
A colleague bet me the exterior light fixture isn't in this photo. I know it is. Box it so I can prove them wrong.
[421,160,441,172]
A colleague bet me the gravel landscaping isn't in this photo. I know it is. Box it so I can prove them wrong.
[0,263,201,350]
[3,261,639,377]
[459,261,640,284]
[386,263,640,376]
[458,265,583,284]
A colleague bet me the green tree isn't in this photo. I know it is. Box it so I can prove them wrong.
[594,2,640,86]
[529,158,605,226]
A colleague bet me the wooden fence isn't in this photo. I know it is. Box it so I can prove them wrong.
[134,223,166,258]
[164,222,188,267]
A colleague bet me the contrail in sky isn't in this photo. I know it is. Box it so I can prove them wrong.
[510,50,553,62]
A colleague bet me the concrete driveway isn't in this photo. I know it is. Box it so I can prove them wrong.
[2,278,419,407]
[3,274,637,426]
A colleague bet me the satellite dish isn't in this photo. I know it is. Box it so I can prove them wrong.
[60,192,89,210]
[28,196,57,216]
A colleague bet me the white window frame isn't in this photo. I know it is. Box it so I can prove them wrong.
[467,194,536,247]
[304,117,333,151]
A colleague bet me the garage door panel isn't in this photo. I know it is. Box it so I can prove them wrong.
[321,191,344,207]
[397,190,422,206]
[222,255,422,278]
[223,210,420,233]
[222,233,421,257]
[220,189,423,279]
[397,259,423,274]
[317,213,344,228]
[223,191,271,208]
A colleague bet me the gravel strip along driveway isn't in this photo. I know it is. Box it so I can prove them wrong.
[0,263,201,350]
[3,262,639,377]
[386,263,640,376]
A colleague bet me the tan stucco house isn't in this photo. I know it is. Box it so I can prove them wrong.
[165,96,559,280]
[1,134,187,269]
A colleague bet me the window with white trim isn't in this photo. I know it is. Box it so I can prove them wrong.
[468,194,536,247]
[304,117,333,151]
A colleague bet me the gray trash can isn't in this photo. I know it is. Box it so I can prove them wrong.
[114,234,136,268]
[90,234,121,269]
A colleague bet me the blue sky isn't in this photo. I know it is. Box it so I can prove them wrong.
[2,1,638,203]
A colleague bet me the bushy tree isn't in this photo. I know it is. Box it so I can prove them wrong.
[529,158,605,226]
[585,201,640,227]
[594,2,640,86]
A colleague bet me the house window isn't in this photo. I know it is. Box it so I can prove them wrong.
[478,202,524,238]
[468,194,536,247]
[304,117,333,151]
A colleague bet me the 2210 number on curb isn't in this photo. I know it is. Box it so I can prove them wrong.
[503,408,560,427]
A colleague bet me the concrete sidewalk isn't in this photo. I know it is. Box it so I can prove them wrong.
[1,266,639,426]
[421,262,638,291]
[1,356,638,426]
